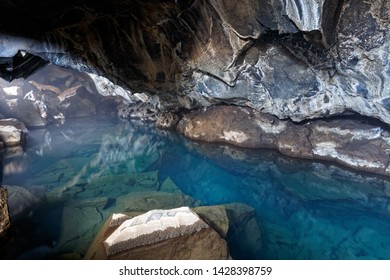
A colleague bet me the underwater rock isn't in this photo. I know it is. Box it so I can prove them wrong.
[85,207,229,260]
[0,118,28,147]
[224,203,263,259]
[57,204,111,255]
[0,186,10,237]
[178,105,390,176]
[194,205,229,238]
[114,191,199,213]
[5,185,43,218]
[159,177,183,194]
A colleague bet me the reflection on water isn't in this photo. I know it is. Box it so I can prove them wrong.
[2,117,390,259]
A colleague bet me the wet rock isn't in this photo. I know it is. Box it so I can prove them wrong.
[85,207,229,260]
[224,203,262,258]
[0,186,10,237]
[156,112,181,130]
[5,185,43,218]
[114,191,199,213]
[194,205,229,238]
[0,118,28,147]
[178,105,390,176]
[57,205,110,254]
[159,177,183,194]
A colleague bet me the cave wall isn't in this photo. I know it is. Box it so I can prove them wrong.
[0,0,389,124]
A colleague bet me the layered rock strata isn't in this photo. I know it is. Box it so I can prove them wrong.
[177,105,390,176]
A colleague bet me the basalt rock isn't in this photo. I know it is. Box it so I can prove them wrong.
[0,0,389,126]
[177,105,390,176]
[0,186,10,238]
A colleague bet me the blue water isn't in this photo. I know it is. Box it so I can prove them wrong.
[2,117,390,259]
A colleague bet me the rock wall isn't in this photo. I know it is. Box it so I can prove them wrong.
[0,0,389,124]
[0,186,10,238]
[177,105,390,176]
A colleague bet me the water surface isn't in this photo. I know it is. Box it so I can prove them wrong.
[2,117,390,260]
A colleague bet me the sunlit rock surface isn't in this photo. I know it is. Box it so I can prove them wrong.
[0,64,128,126]
[178,105,390,175]
[85,206,231,260]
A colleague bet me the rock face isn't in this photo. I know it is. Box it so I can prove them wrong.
[0,0,389,126]
[0,64,129,126]
[178,105,390,176]
[0,186,10,237]
[0,118,28,147]
[86,207,229,260]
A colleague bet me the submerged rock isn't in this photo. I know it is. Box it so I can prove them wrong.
[5,185,43,218]
[178,105,390,176]
[85,207,229,260]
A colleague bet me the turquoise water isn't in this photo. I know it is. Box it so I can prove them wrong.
[2,117,390,259]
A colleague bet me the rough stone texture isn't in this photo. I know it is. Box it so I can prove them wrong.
[103,207,210,256]
[0,118,28,147]
[178,105,390,176]
[0,186,10,237]
[0,64,130,127]
[0,0,388,126]
[4,185,44,218]
[85,207,229,260]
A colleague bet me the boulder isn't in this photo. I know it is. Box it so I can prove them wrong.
[85,207,229,260]
[113,191,199,213]
[5,185,43,218]
[0,186,10,237]
[178,105,390,176]
[0,118,28,147]
[156,112,181,130]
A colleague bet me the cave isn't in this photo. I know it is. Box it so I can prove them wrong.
[1,0,390,260]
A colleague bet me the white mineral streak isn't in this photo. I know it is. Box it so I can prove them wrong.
[285,0,324,31]
[221,130,249,143]
[103,207,208,256]
[312,142,384,169]
[88,73,133,102]
[314,125,382,140]
[255,119,286,134]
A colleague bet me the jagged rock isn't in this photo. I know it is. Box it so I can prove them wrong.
[178,105,390,176]
[0,118,28,147]
[85,207,229,260]
[155,112,181,130]
[0,186,10,237]
[0,0,389,128]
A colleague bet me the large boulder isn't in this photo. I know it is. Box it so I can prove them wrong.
[85,207,229,260]
[0,118,28,147]
[177,105,390,176]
